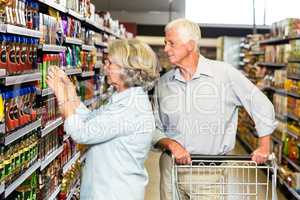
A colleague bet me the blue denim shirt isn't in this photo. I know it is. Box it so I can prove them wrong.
[64,87,155,200]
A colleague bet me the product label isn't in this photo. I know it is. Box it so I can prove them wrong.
[16,47,20,65]
[29,50,33,63]
[9,49,16,64]
[0,49,6,64]
[21,48,27,64]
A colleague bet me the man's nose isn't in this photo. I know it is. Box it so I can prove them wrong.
[164,44,169,53]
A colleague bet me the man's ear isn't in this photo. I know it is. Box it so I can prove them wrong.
[187,40,197,51]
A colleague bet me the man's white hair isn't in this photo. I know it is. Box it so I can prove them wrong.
[165,18,201,49]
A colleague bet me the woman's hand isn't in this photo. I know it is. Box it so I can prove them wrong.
[46,66,68,104]
[46,66,80,117]
[53,66,79,102]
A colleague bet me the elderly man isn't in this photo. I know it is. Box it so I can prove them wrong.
[152,18,277,199]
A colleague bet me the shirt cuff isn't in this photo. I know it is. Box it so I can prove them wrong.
[151,128,168,152]
[256,120,278,137]
[75,103,90,115]
[64,113,80,136]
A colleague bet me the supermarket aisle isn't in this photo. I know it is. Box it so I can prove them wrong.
[144,141,287,200]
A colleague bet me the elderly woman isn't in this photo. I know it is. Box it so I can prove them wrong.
[46,39,160,200]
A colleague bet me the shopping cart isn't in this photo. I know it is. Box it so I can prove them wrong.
[171,154,278,200]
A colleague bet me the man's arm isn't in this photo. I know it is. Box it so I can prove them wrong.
[227,65,277,164]
[152,85,191,164]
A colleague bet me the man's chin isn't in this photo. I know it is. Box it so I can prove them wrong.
[168,58,177,65]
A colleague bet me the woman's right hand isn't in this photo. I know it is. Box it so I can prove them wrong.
[46,66,68,104]
[47,66,79,103]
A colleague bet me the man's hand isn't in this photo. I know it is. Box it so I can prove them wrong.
[251,135,270,164]
[169,141,191,165]
[251,147,269,164]
[157,138,191,165]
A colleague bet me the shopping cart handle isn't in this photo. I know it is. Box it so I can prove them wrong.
[190,154,252,161]
[190,153,276,161]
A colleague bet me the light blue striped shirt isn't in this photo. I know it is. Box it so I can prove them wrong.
[153,55,277,155]
[64,87,155,200]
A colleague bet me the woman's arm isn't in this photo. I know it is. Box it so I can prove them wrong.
[64,104,144,145]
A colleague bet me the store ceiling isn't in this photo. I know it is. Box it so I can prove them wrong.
[91,0,185,13]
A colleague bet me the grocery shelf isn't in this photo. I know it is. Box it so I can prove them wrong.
[282,155,300,172]
[271,136,282,145]
[36,88,54,97]
[94,61,103,69]
[82,44,96,51]
[65,37,84,45]
[83,18,106,33]
[236,134,254,152]
[66,180,80,200]
[280,178,300,200]
[94,41,108,48]
[46,185,61,200]
[256,62,286,68]
[38,0,67,13]
[41,117,63,138]
[275,113,287,122]
[287,113,299,122]
[80,152,87,163]
[38,44,66,52]
[81,71,95,78]
[63,134,70,141]
[1,72,41,86]
[67,9,84,21]
[0,183,4,195]
[0,123,5,133]
[4,119,42,146]
[63,152,80,174]
[104,27,115,36]
[249,51,264,55]
[4,161,41,198]
[287,129,300,140]
[287,91,300,98]
[288,58,300,63]
[64,68,82,76]
[40,145,64,170]
[0,24,42,38]
[269,87,286,96]
[0,69,6,77]
[259,35,300,45]
[287,74,300,81]
[259,37,290,45]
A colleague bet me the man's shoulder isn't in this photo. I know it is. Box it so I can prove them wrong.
[204,57,236,76]
[205,57,232,69]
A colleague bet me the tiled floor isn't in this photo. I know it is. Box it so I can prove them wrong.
[144,141,287,200]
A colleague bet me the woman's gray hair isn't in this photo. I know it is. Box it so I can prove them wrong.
[108,39,160,91]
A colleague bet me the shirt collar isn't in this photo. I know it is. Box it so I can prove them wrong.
[172,54,214,81]
[110,87,145,104]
